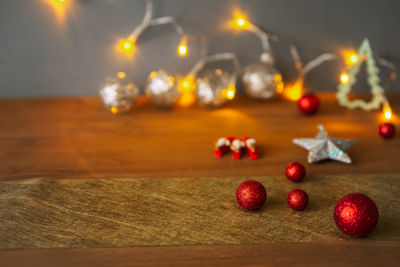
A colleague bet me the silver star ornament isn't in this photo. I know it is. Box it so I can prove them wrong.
[293,125,357,164]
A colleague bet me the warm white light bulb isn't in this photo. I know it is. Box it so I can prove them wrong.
[178,43,188,56]
[340,73,349,85]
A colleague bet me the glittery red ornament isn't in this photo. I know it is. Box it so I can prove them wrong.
[334,193,379,238]
[236,180,267,210]
[285,162,306,182]
[287,189,309,211]
[378,123,396,139]
[298,94,320,115]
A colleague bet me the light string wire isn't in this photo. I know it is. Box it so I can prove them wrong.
[126,0,207,57]
[237,20,304,78]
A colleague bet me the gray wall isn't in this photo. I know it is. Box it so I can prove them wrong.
[1,0,400,98]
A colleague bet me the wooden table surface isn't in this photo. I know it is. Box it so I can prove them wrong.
[0,93,399,266]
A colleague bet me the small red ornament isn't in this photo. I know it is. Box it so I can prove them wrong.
[236,180,267,210]
[334,193,379,238]
[287,189,309,211]
[230,138,245,160]
[298,94,320,115]
[244,137,259,160]
[285,162,306,182]
[214,136,234,157]
[378,123,396,139]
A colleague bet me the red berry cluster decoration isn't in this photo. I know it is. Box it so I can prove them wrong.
[285,162,306,182]
[298,94,320,115]
[378,122,396,139]
[236,180,266,210]
[287,189,309,211]
[334,193,379,238]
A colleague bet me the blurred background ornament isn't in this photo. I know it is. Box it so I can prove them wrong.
[197,69,235,108]
[242,61,283,100]
[146,70,180,108]
[378,122,396,139]
[99,72,139,114]
[298,93,320,115]
[182,52,240,108]
[337,39,386,111]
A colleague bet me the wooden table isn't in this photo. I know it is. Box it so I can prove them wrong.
[0,93,399,266]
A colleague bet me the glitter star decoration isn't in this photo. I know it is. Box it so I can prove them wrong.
[293,125,357,164]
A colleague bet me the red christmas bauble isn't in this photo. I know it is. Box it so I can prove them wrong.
[285,162,306,182]
[378,123,396,139]
[236,180,267,210]
[298,94,320,115]
[334,193,379,238]
[287,189,309,211]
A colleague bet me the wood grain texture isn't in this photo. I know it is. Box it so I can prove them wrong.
[0,93,400,266]
[0,174,399,249]
[1,242,400,267]
[0,93,399,181]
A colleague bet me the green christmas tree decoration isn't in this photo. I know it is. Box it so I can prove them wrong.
[337,38,386,110]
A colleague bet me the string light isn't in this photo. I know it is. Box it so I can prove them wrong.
[282,79,304,101]
[343,50,359,66]
[221,85,236,100]
[117,72,126,79]
[178,76,195,91]
[340,73,350,85]
[119,0,191,58]
[43,0,72,23]
[274,74,284,94]
[101,2,398,112]
[119,39,135,54]
[178,41,188,57]
[231,11,251,30]
[382,102,393,121]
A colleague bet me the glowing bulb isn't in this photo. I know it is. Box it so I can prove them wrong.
[340,73,350,85]
[343,50,359,66]
[119,39,135,54]
[283,80,304,101]
[232,12,250,29]
[177,76,196,107]
[110,106,119,114]
[236,18,245,27]
[44,0,71,23]
[221,85,236,100]
[179,76,195,92]
[383,103,393,121]
[349,54,358,64]
[274,74,284,94]
[117,72,126,79]
[178,43,188,56]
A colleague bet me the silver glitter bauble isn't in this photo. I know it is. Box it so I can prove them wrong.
[99,75,139,114]
[196,69,235,108]
[242,62,283,100]
[146,70,180,108]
